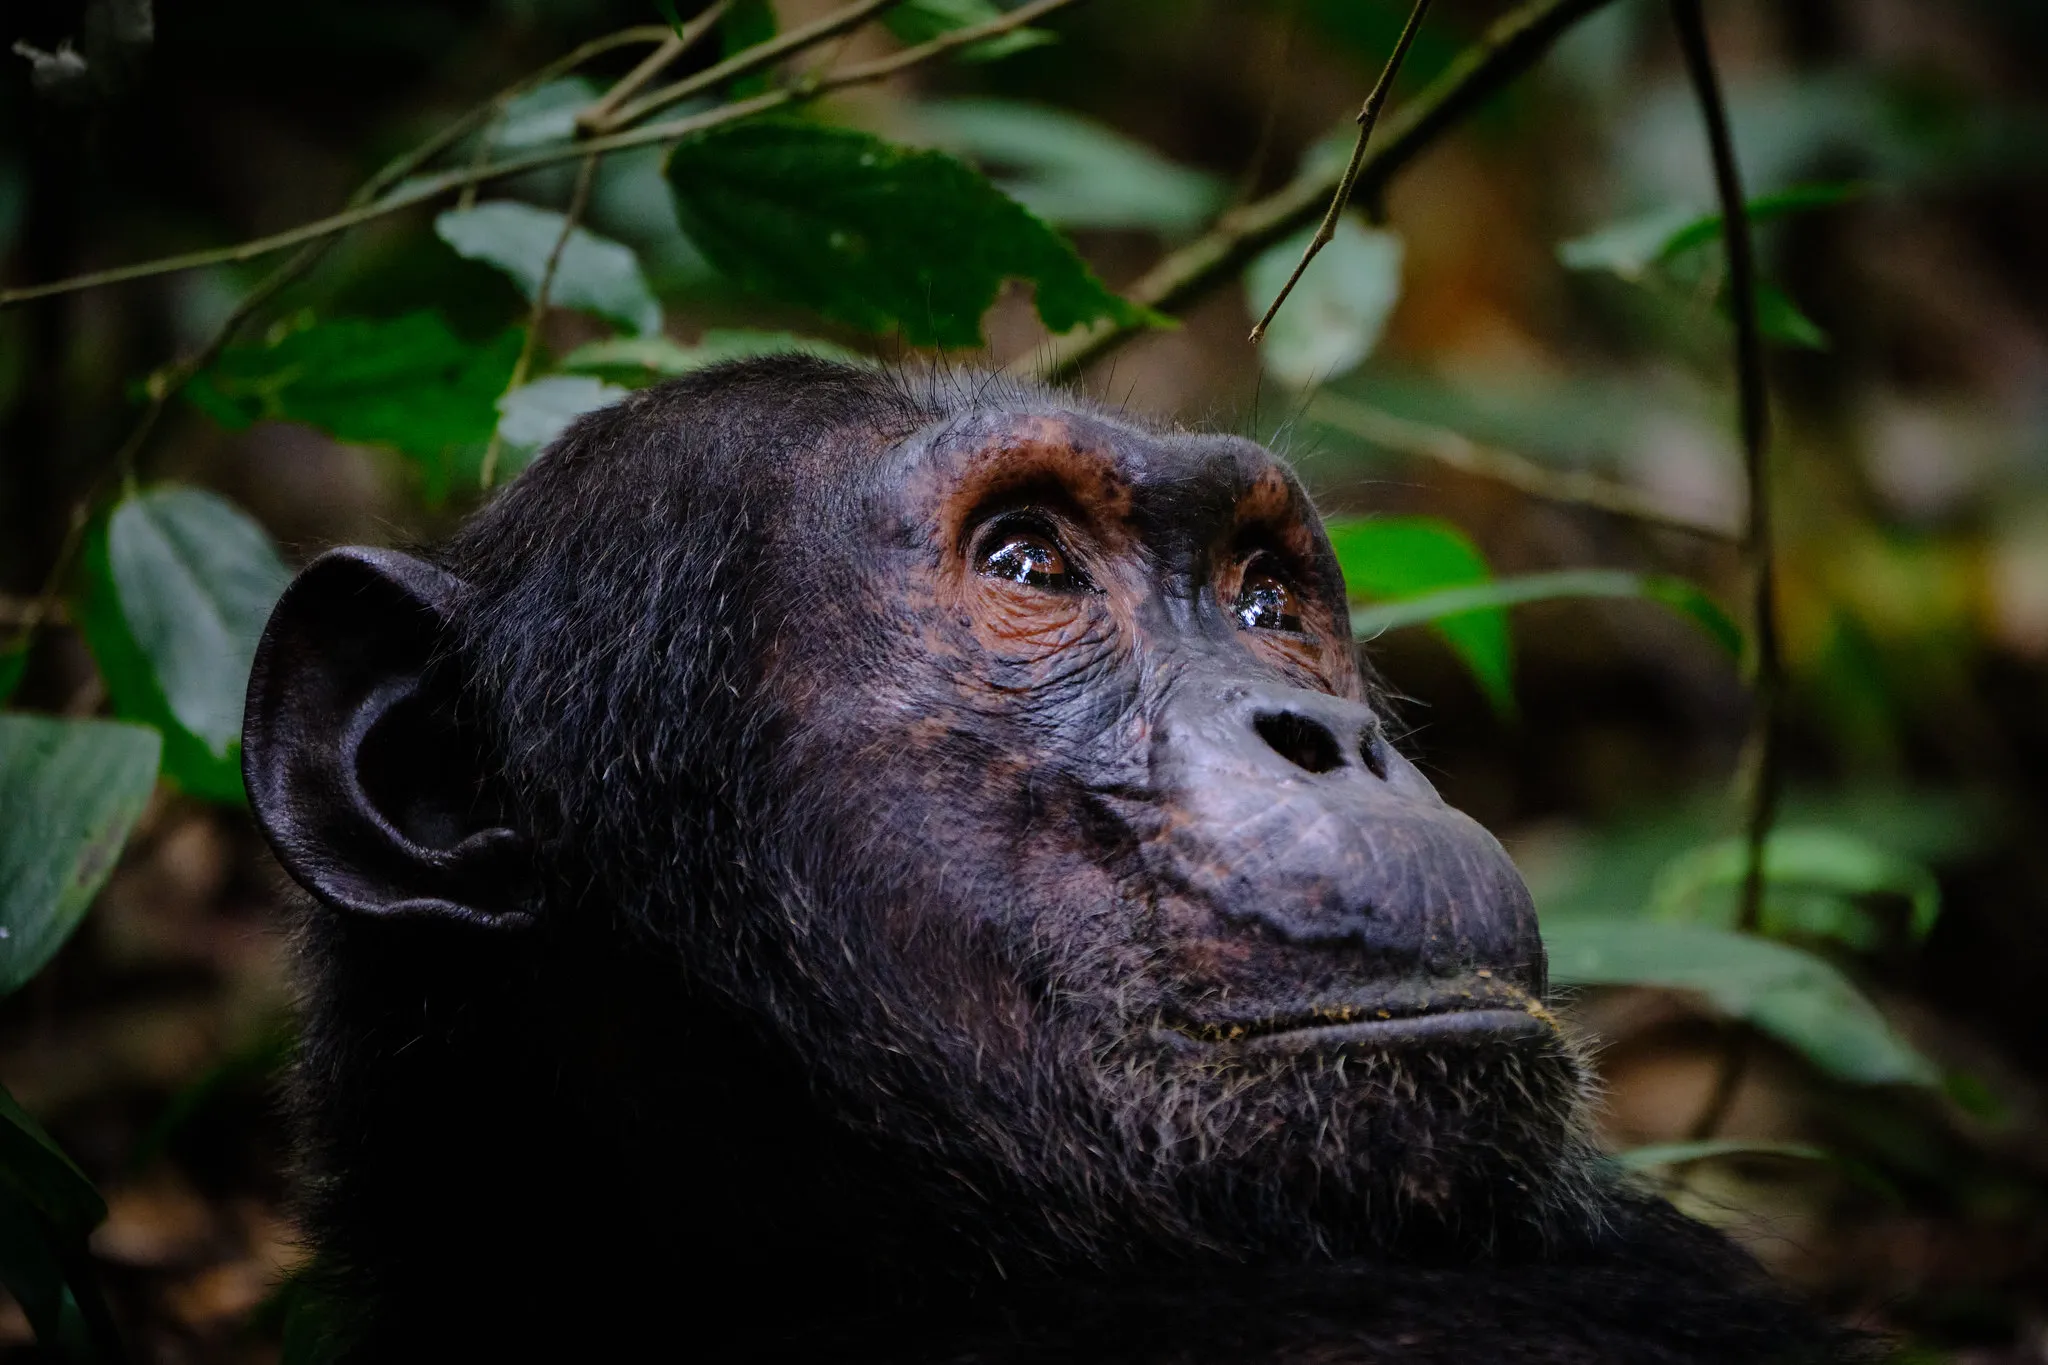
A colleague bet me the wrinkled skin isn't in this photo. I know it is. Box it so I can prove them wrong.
[243,359,1858,1363]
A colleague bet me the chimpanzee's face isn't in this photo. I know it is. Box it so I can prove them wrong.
[754,403,1593,1256]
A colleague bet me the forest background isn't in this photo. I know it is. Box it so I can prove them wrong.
[2,0,2046,1360]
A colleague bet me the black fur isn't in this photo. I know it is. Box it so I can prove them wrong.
[244,359,1869,1362]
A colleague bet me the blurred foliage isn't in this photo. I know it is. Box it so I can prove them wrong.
[3,0,2047,1359]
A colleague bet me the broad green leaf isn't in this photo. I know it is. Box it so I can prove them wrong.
[0,716,160,996]
[77,489,287,800]
[561,329,864,380]
[654,0,687,40]
[1326,517,1511,714]
[1245,219,1405,388]
[1348,569,1743,658]
[187,313,522,494]
[436,202,663,337]
[906,99,1224,235]
[664,121,1160,347]
[1610,1138,1829,1172]
[494,376,632,474]
[885,0,1056,62]
[1546,919,1938,1087]
[1650,827,1942,943]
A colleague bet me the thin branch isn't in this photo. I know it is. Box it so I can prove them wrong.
[1307,392,1738,540]
[481,153,600,490]
[1249,0,1432,344]
[604,0,898,128]
[1027,0,1626,383]
[580,0,736,134]
[0,1,1082,310]
[1669,0,1779,1141]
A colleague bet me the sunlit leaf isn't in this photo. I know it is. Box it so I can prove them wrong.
[1546,919,1938,1087]
[1650,826,1942,943]
[561,329,864,380]
[76,488,288,801]
[664,121,1160,347]
[906,98,1223,234]
[0,715,159,996]
[1246,218,1405,388]
[494,376,632,475]
[1348,569,1743,658]
[1326,517,1511,715]
[885,0,1056,62]
[187,313,522,495]
[436,202,663,336]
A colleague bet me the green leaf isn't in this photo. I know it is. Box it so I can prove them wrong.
[1557,205,1699,280]
[1559,181,1868,279]
[1656,181,1870,261]
[1348,569,1743,658]
[1245,219,1405,388]
[664,121,1159,347]
[560,329,864,380]
[436,203,663,337]
[1609,1138,1830,1172]
[1650,827,1942,944]
[0,1082,104,1241]
[1545,919,1938,1087]
[653,0,686,40]
[722,0,777,97]
[0,641,25,707]
[1751,281,1830,350]
[0,716,160,997]
[187,313,522,493]
[491,77,600,151]
[884,0,1056,62]
[74,488,288,800]
[1325,517,1511,714]
[494,376,632,475]
[906,99,1224,235]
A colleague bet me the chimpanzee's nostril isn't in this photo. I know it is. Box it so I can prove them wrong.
[1253,712,1345,775]
[1358,729,1389,780]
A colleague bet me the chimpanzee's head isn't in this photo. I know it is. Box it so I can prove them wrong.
[245,358,1598,1278]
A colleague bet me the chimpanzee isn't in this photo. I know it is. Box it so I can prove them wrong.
[242,357,1863,1363]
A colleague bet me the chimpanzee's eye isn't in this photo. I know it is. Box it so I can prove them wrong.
[978,526,1079,590]
[1235,559,1304,633]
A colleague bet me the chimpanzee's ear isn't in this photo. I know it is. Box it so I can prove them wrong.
[243,547,534,931]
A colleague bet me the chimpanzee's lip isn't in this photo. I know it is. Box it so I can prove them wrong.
[1157,979,1553,1052]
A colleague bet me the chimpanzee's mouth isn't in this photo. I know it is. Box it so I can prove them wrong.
[1158,978,1553,1052]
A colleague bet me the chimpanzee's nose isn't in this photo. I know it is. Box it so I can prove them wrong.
[1208,687,1442,805]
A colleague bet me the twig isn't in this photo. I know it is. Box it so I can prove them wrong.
[602,0,899,128]
[1249,0,1432,344]
[0,1,1083,310]
[1027,0,1625,383]
[1669,0,1779,1141]
[579,0,735,134]
[480,154,600,490]
[1307,392,1739,540]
